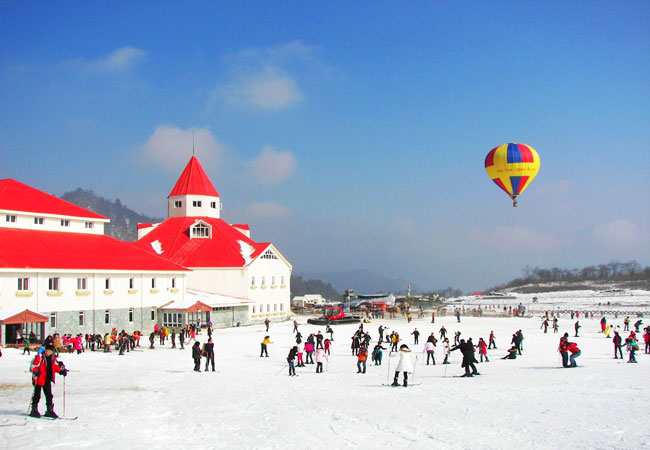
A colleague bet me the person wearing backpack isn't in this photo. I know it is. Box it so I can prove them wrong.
[192,342,202,372]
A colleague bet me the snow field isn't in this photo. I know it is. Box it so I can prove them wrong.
[1,312,649,449]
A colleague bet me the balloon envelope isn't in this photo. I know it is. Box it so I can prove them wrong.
[485,143,540,205]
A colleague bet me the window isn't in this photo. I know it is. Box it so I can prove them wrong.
[34,217,44,225]
[61,219,70,227]
[151,308,156,321]
[104,310,110,324]
[85,222,94,229]
[105,278,111,290]
[163,312,182,328]
[281,276,285,286]
[6,215,16,223]
[174,201,182,208]
[272,276,276,286]
[261,276,266,286]
[79,311,85,326]
[210,201,217,208]
[193,200,202,207]
[48,277,60,291]
[171,278,176,289]
[17,277,29,291]
[50,312,57,328]
[261,250,278,260]
[151,278,156,289]
[191,223,210,238]
[252,305,256,314]
[128,308,134,322]
[274,304,277,312]
[77,278,88,290]
[280,303,284,312]
[251,276,255,286]
[129,278,135,289]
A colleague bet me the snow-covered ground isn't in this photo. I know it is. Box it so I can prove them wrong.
[2,298,650,449]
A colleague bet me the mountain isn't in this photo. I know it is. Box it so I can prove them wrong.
[60,188,162,241]
[296,269,415,295]
[290,275,340,300]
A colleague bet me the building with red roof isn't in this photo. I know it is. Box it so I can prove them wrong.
[0,178,188,345]
[136,156,292,326]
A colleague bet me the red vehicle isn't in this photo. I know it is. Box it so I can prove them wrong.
[307,306,361,325]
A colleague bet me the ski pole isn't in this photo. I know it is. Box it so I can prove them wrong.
[386,351,392,385]
[63,373,66,417]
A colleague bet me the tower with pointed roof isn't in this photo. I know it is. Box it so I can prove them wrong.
[167,156,222,219]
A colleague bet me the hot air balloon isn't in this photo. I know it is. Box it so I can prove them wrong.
[484,143,540,207]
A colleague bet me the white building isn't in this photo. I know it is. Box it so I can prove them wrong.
[135,156,292,326]
[0,179,188,345]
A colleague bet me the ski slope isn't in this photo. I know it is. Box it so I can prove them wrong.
[1,299,649,449]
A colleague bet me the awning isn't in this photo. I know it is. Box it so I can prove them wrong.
[0,309,48,325]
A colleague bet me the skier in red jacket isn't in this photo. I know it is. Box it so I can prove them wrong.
[30,344,68,418]
[566,341,581,367]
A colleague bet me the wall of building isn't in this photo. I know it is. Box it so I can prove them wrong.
[246,253,291,323]
[1,211,106,235]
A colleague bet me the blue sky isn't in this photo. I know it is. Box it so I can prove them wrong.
[1,2,649,292]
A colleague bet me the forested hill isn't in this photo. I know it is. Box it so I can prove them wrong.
[290,275,340,300]
[61,188,162,241]
[491,261,650,293]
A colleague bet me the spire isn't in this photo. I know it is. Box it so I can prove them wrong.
[168,156,219,198]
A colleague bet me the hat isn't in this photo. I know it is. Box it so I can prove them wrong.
[400,344,409,350]
[45,343,54,351]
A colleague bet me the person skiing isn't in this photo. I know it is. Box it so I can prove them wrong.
[450,339,479,377]
[574,321,581,337]
[477,337,489,362]
[626,337,639,363]
[634,320,643,333]
[501,345,518,359]
[204,338,215,372]
[192,342,201,372]
[287,346,298,376]
[613,331,624,359]
[439,326,447,340]
[623,316,630,331]
[424,340,436,365]
[391,344,418,387]
[567,341,581,367]
[315,347,329,373]
[357,344,368,374]
[488,331,496,349]
[600,316,607,333]
[411,328,420,345]
[442,338,451,364]
[558,333,569,367]
[260,336,272,357]
[29,344,67,418]
[372,343,385,365]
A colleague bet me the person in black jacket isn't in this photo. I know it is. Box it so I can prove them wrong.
[287,346,298,376]
[450,339,479,377]
[192,342,201,372]
[613,331,624,359]
[204,338,215,372]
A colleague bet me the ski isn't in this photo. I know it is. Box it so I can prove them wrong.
[23,414,78,421]
[381,383,421,387]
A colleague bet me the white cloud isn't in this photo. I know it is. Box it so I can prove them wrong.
[63,46,147,74]
[136,125,225,172]
[589,219,650,253]
[216,66,303,111]
[208,41,320,112]
[96,47,147,72]
[249,145,297,185]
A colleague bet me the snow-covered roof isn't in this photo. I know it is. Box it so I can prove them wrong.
[185,289,253,307]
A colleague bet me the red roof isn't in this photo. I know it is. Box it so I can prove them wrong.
[0,179,107,220]
[0,228,188,272]
[1,309,48,324]
[168,156,219,198]
[135,217,269,268]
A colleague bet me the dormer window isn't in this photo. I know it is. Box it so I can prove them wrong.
[191,221,211,238]
[261,250,278,260]
[193,200,202,207]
